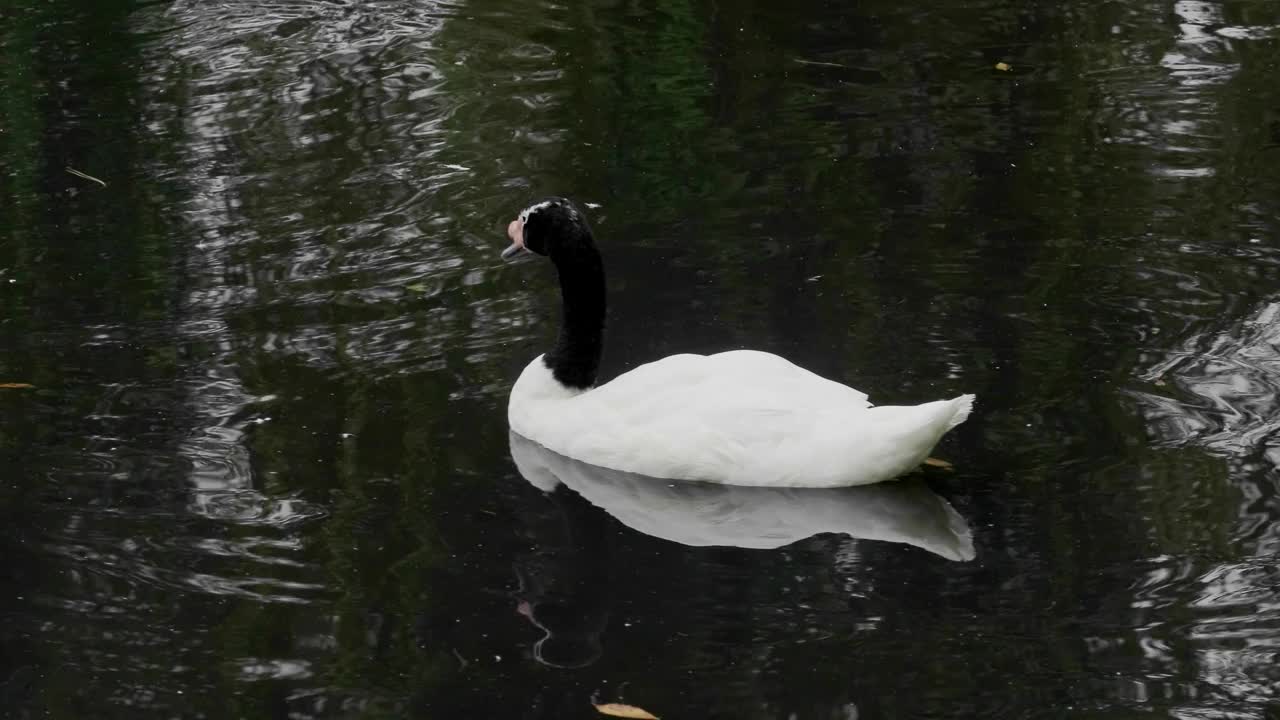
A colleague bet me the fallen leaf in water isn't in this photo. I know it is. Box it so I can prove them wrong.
[923,457,954,470]
[0,383,35,389]
[65,167,107,187]
[995,62,1011,71]
[404,282,430,293]
[594,703,659,719]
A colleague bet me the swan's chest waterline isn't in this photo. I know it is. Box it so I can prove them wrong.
[508,356,590,436]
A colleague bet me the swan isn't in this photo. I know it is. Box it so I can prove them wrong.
[502,197,975,488]
[510,432,975,561]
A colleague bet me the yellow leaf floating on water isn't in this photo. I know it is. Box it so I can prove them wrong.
[923,457,954,470]
[995,62,1011,71]
[594,703,659,720]
[0,383,35,389]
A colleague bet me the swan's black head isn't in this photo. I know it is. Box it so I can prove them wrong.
[502,197,596,263]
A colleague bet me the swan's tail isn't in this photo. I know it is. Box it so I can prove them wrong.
[945,394,975,430]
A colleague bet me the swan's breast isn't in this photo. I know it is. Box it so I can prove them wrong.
[509,356,587,439]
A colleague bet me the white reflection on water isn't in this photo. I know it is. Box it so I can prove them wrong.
[510,431,975,561]
[1131,293,1280,713]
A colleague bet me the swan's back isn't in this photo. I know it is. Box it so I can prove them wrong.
[587,350,870,424]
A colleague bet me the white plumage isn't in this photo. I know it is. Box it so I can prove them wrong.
[509,349,973,488]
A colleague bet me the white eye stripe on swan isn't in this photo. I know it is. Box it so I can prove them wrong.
[520,200,555,223]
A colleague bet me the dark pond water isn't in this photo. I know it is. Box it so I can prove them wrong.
[5,0,1280,717]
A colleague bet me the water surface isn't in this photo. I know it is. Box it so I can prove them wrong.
[4,0,1280,717]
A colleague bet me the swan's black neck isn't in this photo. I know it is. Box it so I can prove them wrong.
[544,242,605,390]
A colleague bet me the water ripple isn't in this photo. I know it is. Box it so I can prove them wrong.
[1134,299,1280,463]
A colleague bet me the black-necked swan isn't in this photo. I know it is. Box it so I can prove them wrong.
[510,432,975,560]
[501,197,975,488]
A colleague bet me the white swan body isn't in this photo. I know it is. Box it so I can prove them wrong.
[500,197,975,489]
[510,432,975,560]
[510,350,973,488]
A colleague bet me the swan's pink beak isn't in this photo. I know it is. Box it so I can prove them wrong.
[502,217,531,261]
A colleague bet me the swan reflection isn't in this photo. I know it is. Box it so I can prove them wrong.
[510,432,974,561]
